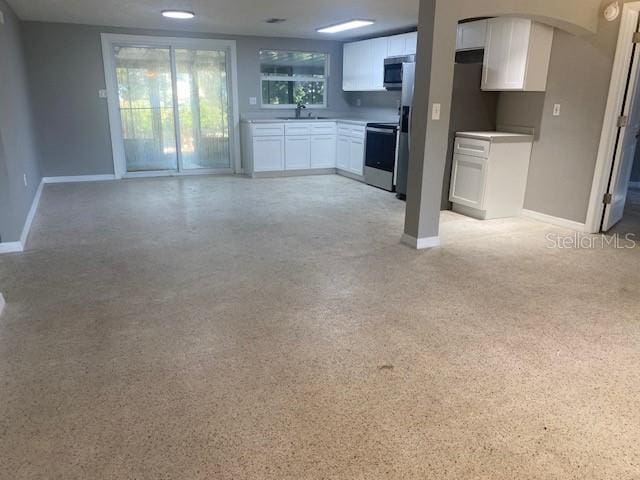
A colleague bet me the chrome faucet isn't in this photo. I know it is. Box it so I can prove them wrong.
[295,101,307,119]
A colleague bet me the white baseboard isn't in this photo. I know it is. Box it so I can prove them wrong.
[0,178,45,255]
[0,293,5,317]
[521,209,586,232]
[43,174,116,184]
[20,179,44,246]
[401,233,441,250]
[0,242,23,254]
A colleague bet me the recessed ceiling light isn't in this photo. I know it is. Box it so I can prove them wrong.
[317,20,374,34]
[162,10,195,20]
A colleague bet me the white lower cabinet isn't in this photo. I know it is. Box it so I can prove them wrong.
[450,154,487,209]
[285,136,311,170]
[349,137,365,176]
[310,136,337,168]
[336,136,350,170]
[253,136,284,172]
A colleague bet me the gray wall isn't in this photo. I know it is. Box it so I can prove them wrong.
[632,144,640,184]
[21,22,350,177]
[496,25,619,223]
[0,0,40,243]
[443,63,499,209]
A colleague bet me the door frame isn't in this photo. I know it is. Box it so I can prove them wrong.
[586,2,640,233]
[100,33,242,179]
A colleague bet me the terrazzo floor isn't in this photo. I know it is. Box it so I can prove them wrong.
[0,175,639,479]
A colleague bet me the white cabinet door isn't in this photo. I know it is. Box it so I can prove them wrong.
[457,20,487,51]
[404,32,418,55]
[482,17,552,91]
[349,137,365,176]
[310,136,337,168]
[368,37,389,90]
[253,136,284,172]
[449,153,488,209]
[343,42,358,91]
[337,136,350,170]
[285,136,311,170]
[387,34,406,57]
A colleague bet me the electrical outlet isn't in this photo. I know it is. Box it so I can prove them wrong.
[356,98,362,107]
[23,174,27,187]
[553,104,561,116]
[98,89,108,99]
[432,103,441,121]
[0,11,5,25]
[249,97,257,105]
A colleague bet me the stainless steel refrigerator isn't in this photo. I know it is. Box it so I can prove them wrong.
[389,59,416,200]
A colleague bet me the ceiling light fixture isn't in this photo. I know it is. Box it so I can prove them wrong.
[317,20,374,34]
[162,10,195,20]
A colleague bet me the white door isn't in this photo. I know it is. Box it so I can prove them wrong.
[603,44,640,230]
[449,154,488,209]
[337,136,350,170]
[310,136,336,168]
[285,136,311,170]
[103,35,239,177]
[349,137,365,175]
[253,136,284,172]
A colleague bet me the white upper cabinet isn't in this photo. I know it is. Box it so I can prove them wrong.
[482,17,554,92]
[343,31,417,91]
[456,20,487,51]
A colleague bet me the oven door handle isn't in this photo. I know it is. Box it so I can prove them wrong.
[366,128,397,135]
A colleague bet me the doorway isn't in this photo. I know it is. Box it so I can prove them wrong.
[588,2,640,233]
[101,35,241,178]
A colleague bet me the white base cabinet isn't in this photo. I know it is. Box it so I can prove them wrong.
[243,121,344,175]
[285,136,311,170]
[450,132,534,220]
[336,123,366,176]
[252,136,284,172]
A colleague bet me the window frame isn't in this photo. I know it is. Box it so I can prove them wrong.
[258,49,329,109]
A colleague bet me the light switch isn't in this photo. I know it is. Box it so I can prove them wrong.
[432,103,441,121]
[249,97,257,105]
[98,89,108,99]
[553,104,561,116]
[0,11,4,25]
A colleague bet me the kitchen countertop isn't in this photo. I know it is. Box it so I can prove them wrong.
[457,131,534,142]
[241,117,398,126]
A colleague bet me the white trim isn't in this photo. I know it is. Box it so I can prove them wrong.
[123,169,233,179]
[0,293,5,317]
[0,178,45,254]
[586,2,640,234]
[100,33,242,178]
[521,209,586,231]
[20,179,44,246]
[43,174,117,184]
[401,233,441,250]
[0,242,23,254]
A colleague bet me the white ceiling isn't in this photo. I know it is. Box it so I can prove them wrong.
[7,0,419,40]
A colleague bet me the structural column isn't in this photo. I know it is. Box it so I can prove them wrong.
[402,0,457,249]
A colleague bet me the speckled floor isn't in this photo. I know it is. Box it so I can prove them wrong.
[0,175,639,479]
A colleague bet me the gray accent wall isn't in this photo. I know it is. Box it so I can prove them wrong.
[496,25,619,223]
[0,0,40,243]
[21,22,350,177]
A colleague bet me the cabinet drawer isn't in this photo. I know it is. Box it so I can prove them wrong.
[251,124,285,136]
[337,125,352,137]
[454,136,491,158]
[285,123,312,136]
[311,123,337,135]
[350,126,366,139]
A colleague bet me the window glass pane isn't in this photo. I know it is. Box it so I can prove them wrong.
[175,49,231,170]
[259,50,327,78]
[114,46,177,172]
[261,80,325,106]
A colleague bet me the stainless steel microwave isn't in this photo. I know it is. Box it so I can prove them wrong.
[384,55,416,90]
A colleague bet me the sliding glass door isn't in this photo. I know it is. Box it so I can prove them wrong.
[103,35,238,177]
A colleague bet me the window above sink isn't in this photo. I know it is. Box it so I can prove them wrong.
[259,50,328,109]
